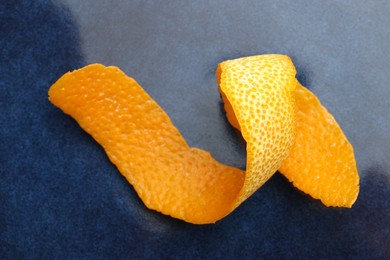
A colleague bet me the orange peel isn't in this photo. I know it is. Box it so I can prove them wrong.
[48,54,359,224]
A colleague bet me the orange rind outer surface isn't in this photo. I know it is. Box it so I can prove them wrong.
[217,54,298,205]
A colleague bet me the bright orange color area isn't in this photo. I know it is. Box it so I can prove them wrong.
[278,84,360,207]
[49,54,359,224]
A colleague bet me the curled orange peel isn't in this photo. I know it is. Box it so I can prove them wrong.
[48,54,359,224]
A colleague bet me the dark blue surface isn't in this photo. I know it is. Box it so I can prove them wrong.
[1,0,390,258]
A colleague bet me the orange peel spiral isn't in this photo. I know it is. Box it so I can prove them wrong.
[48,54,359,224]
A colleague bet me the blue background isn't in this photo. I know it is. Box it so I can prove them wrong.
[1,0,389,258]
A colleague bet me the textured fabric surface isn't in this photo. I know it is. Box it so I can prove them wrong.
[1,0,389,258]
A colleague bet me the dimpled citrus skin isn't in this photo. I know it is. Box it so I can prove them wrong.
[217,54,297,205]
[279,84,360,207]
[49,64,245,224]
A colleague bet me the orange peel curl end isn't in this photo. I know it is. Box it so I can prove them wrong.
[278,84,360,207]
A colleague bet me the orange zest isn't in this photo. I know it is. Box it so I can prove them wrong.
[48,54,359,224]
